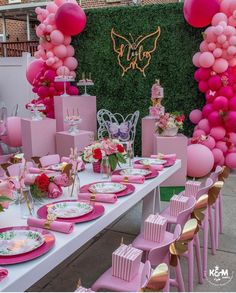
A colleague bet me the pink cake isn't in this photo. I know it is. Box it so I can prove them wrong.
[149,80,165,118]
[151,79,164,100]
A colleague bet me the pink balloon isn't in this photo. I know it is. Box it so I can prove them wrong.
[213,96,229,111]
[70,71,76,78]
[66,45,75,57]
[52,60,63,69]
[227,45,236,55]
[201,135,216,149]
[50,30,64,45]
[67,86,79,95]
[53,44,68,58]
[193,129,206,137]
[220,0,232,16]
[26,59,45,85]
[196,68,211,81]
[202,103,214,118]
[64,35,72,45]
[200,41,209,52]
[56,66,70,76]
[208,111,222,126]
[189,109,202,124]
[192,52,201,67]
[228,16,236,26]
[225,111,236,132]
[213,58,228,73]
[212,148,224,163]
[183,0,220,28]
[44,69,56,82]
[46,14,56,25]
[218,86,234,99]
[36,26,44,37]
[213,48,222,58]
[229,96,236,111]
[210,126,226,140]
[198,81,209,93]
[217,34,227,44]
[198,118,211,134]
[5,117,22,147]
[46,2,58,13]
[208,75,222,90]
[63,56,78,70]
[187,144,214,177]
[206,90,216,103]
[205,27,217,42]
[208,42,216,51]
[228,132,236,145]
[212,12,228,26]
[38,86,49,98]
[199,52,215,68]
[216,141,228,154]
[225,152,236,168]
[55,3,86,36]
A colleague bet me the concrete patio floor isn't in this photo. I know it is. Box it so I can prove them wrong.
[29,173,236,292]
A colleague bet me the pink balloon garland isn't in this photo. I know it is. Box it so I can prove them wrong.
[26,0,86,118]
[189,0,236,170]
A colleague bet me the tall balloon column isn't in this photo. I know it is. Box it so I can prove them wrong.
[26,0,86,118]
[184,0,236,174]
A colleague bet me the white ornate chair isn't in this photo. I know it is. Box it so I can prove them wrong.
[97,109,140,145]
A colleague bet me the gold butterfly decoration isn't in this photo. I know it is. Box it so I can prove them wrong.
[141,263,168,292]
[208,181,224,206]
[191,194,209,225]
[111,27,161,77]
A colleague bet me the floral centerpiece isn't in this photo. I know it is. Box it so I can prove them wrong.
[156,112,185,137]
[0,181,13,212]
[82,138,126,172]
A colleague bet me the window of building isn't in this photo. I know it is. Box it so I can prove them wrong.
[8,0,22,4]
[0,34,4,42]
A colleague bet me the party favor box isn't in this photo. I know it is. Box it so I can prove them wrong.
[112,244,142,282]
[185,180,201,198]
[144,214,167,242]
[170,195,189,217]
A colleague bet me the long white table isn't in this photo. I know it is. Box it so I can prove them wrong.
[0,160,181,292]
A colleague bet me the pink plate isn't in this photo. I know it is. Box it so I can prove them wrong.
[37,200,105,223]
[0,226,55,265]
[80,182,135,198]
[112,169,159,180]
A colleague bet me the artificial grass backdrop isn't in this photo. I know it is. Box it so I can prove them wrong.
[74,3,204,155]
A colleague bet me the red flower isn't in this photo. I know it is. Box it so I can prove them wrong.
[176,114,185,122]
[35,173,50,192]
[117,144,125,153]
[93,148,103,160]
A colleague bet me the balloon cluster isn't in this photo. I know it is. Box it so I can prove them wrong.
[26,0,86,118]
[189,0,236,170]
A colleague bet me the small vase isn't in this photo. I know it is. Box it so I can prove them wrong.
[159,127,178,137]
[19,187,34,219]
[92,161,102,173]
[67,172,80,198]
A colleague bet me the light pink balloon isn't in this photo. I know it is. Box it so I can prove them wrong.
[219,21,227,28]
[224,25,236,36]
[222,41,229,50]
[193,129,206,137]
[192,52,201,67]
[70,71,76,78]
[228,132,236,145]
[205,27,217,42]
[199,52,215,68]
[54,0,66,6]
[216,141,228,154]
[210,126,226,140]
[53,44,68,58]
[220,0,233,16]
[37,15,44,22]
[46,25,53,33]
[66,45,75,57]
[64,35,72,45]
[198,118,211,134]
[52,60,63,69]
[229,36,236,45]
[212,12,228,26]
[212,148,224,163]
[229,58,236,66]
[225,152,236,168]
[213,58,228,73]
[46,57,55,66]
[36,26,44,37]
[46,51,54,58]
[208,42,217,52]
[227,45,236,55]
[56,66,70,76]
[217,34,227,44]
[46,2,58,13]
[63,56,78,70]
[213,48,223,58]
[189,109,202,124]
[228,16,236,26]
[202,135,216,150]
[214,25,224,36]
[187,144,214,177]
[46,14,55,25]
[50,30,64,45]
[35,7,42,14]
[200,41,209,52]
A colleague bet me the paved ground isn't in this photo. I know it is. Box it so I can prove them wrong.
[29,173,236,292]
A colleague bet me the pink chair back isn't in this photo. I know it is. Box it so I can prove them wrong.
[2,117,22,147]
[140,260,152,288]
[7,162,33,177]
[148,224,181,266]
[195,178,214,200]
[40,154,60,167]
[176,196,196,228]
[210,165,223,183]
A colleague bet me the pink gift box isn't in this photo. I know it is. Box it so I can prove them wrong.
[170,195,189,217]
[112,244,142,281]
[185,180,201,198]
[144,214,167,242]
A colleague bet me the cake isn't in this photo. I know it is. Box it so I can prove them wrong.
[149,79,165,118]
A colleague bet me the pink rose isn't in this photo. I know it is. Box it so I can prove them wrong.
[53,173,69,187]
[48,182,62,198]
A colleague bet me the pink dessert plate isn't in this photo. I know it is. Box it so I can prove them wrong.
[112,169,159,180]
[37,200,105,224]
[80,182,135,198]
[0,226,55,265]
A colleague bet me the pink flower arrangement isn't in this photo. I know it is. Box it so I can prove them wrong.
[156,112,185,134]
[0,181,13,212]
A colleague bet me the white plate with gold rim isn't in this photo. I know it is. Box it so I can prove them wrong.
[139,158,166,165]
[89,182,127,194]
[119,168,152,176]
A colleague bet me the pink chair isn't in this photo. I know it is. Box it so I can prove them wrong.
[1,117,22,148]
[39,154,60,168]
[7,162,33,177]
[91,260,151,292]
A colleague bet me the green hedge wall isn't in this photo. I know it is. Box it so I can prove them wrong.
[73,3,204,154]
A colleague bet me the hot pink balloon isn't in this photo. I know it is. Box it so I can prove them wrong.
[202,103,214,118]
[216,141,228,154]
[38,86,49,98]
[189,109,202,124]
[212,148,224,163]
[50,30,64,45]
[55,3,86,36]
[208,75,222,90]
[199,52,215,68]
[199,81,209,93]
[210,126,226,140]
[228,132,236,145]
[67,86,79,95]
[229,96,236,111]
[187,144,214,177]
[44,70,56,82]
[26,59,45,85]
[218,86,234,99]
[225,152,236,168]
[213,96,229,111]
[183,0,220,28]
[198,118,211,134]
[225,111,236,132]
[208,111,222,127]
[63,56,78,70]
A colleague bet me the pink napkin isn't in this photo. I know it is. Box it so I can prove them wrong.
[61,157,85,171]
[24,174,36,185]
[151,154,177,161]
[77,192,117,203]
[0,267,8,281]
[133,163,164,171]
[28,167,55,174]
[111,175,145,184]
[27,217,74,234]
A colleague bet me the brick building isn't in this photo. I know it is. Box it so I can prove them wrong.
[0,0,180,43]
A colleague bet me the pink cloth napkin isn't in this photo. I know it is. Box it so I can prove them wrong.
[151,154,177,161]
[133,163,164,171]
[28,167,55,174]
[24,174,36,185]
[27,217,74,234]
[0,268,8,281]
[111,175,145,184]
[77,192,117,203]
[61,157,85,171]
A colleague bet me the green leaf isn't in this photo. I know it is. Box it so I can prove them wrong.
[116,153,126,164]
[108,154,118,170]
[0,196,12,203]
[30,185,45,199]
[0,205,4,212]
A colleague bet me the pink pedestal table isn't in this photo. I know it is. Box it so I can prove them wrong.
[153,134,187,186]
[56,130,94,157]
[21,118,56,160]
[142,116,156,157]
[54,95,97,133]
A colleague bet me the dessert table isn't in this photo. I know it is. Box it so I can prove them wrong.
[0,159,181,292]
